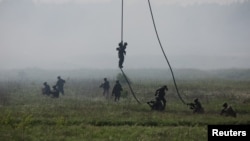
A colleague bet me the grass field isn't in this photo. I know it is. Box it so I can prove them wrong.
[0,75,250,141]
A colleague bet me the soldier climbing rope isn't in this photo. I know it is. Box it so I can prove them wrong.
[117,0,141,104]
[116,0,187,105]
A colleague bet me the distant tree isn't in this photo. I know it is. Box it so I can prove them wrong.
[120,90,128,98]
[116,73,132,84]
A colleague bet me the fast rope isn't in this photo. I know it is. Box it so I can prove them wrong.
[147,0,186,104]
[120,0,141,104]
[121,0,124,42]
[120,68,141,104]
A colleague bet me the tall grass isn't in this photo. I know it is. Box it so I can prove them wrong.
[0,78,250,141]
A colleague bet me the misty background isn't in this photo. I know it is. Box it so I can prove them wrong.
[0,0,250,71]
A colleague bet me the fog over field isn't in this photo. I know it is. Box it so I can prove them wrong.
[0,68,249,83]
[0,2,250,140]
[0,0,250,70]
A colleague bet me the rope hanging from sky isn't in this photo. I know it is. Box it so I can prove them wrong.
[147,0,186,104]
[120,0,141,104]
[120,68,141,104]
[121,0,124,42]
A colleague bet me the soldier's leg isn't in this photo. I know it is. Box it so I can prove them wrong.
[58,88,64,95]
[61,88,64,95]
[115,94,118,101]
[119,56,124,68]
[162,98,166,109]
[117,93,120,101]
[106,89,109,99]
[119,59,122,68]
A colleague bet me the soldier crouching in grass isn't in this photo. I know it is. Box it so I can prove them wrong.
[155,85,168,110]
[42,82,51,96]
[187,98,204,114]
[147,97,164,111]
[51,85,59,98]
[220,102,237,118]
[147,85,168,111]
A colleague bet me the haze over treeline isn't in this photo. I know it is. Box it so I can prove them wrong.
[1,68,250,82]
[0,0,250,70]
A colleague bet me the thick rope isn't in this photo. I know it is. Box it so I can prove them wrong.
[120,0,140,104]
[147,0,186,104]
[121,0,124,42]
[120,68,141,104]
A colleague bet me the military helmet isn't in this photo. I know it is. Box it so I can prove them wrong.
[223,102,228,107]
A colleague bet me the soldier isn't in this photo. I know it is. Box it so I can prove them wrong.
[99,78,110,99]
[155,85,168,110]
[187,98,204,114]
[51,85,59,98]
[112,80,123,102]
[56,76,66,95]
[116,41,127,68]
[42,82,51,96]
[220,102,237,118]
[147,97,164,111]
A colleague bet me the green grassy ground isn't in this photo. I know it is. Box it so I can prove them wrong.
[0,79,250,141]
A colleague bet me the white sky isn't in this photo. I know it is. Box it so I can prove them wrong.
[0,0,250,70]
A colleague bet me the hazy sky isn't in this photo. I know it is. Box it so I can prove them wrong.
[0,0,250,70]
